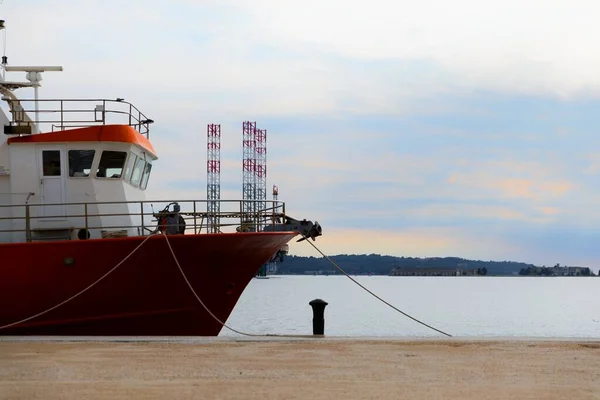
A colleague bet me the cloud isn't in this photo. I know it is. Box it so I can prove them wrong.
[447,173,574,201]
[583,153,600,175]
[9,0,600,120]
[238,0,600,97]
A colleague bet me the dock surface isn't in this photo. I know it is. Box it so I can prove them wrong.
[1,338,599,399]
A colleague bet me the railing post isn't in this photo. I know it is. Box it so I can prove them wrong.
[140,201,145,235]
[25,204,31,242]
[84,203,89,233]
[274,200,278,228]
[60,100,64,131]
[193,200,197,234]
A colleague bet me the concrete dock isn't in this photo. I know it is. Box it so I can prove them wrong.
[1,337,599,399]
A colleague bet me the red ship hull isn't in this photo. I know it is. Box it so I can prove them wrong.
[0,232,297,336]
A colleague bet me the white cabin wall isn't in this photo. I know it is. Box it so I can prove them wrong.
[0,107,11,171]
[85,144,150,238]
[8,144,42,204]
[0,109,13,242]
[3,140,156,242]
[0,176,11,242]
[64,144,117,239]
[7,143,40,242]
[63,144,153,238]
[85,179,148,238]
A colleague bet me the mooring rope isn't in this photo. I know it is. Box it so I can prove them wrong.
[0,231,452,338]
[0,232,304,338]
[300,234,453,337]
[162,232,264,337]
[0,233,158,332]
[167,232,452,338]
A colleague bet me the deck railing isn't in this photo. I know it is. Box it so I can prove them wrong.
[5,98,153,137]
[0,199,286,242]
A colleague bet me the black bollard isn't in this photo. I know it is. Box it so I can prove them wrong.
[309,298,328,335]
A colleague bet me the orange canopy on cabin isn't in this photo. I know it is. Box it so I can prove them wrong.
[7,125,157,158]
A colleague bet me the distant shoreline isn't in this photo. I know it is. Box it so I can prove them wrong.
[267,273,597,278]
[277,255,596,276]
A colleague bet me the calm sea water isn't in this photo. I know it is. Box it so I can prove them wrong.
[222,276,600,338]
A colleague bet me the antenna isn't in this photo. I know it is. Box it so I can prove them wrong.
[0,20,6,80]
[0,21,63,133]
[4,66,64,72]
[4,66,63,133]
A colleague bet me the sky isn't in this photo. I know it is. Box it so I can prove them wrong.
[3,0,600,268]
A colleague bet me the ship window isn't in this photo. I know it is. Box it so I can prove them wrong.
[68,150,95,177]
[140,162,152,189]
[130,156,145,186]
[42,150,61,177]
[124,153,137,182]
[96,150,127,179]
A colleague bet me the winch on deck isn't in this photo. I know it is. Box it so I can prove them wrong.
[262,216,322,242]
[152,202,186,235]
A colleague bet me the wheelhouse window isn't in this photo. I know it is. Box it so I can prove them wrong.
[140,162,152,189]
[68,150,95,177]
[124,153,137,182]
[130,156,145,186]
[96,151,127,179]
[123,152,153,190]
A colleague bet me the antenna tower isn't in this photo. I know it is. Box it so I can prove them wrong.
[207,124,221,233]
[242,121,256,219]
[254,127,267,217]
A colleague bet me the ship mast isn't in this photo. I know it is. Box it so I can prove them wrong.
[0,20,63,134]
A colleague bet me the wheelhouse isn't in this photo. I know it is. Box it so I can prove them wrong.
[0,94,157,242]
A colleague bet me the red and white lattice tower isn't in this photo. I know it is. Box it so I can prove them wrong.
[254,128,267,216]
[242,121,256,218]
[207,124,221,233]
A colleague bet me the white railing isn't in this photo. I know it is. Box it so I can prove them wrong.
[5,98,153,137]
[0,199,286,242]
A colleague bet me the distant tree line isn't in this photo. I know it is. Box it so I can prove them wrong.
[275,254,558,276]
[518,264,594,277]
